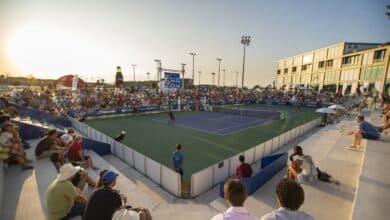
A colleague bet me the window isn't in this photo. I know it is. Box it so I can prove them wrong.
[318,61,325,68]
[373,49,386,62]
[284,68,288,74]
[277,69,281,74]
[360,65,384,80]
[342,55,359,66]
[325,60,333,68]
[301,65,307,71]
[292,66,297,73]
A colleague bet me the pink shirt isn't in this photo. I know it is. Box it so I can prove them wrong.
[211,207,256,220]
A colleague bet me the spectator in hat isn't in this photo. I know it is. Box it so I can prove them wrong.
[211,179,256,220]
[46,163,88,220]
[114,131,126,142]
[347,115,380,150]
[60,128,76,147]
[84,171,126,220]
[260,179,314,220]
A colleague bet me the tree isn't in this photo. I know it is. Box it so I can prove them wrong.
[253,85,261,90]
[386,5,390,19]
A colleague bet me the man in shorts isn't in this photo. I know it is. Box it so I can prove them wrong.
[347,115,379,150]
[35,129,65,170]
[172,144,184,177]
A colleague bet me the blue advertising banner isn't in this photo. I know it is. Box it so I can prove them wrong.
[164,72,181,89]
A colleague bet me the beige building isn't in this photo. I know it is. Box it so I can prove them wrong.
[275,42,390,95]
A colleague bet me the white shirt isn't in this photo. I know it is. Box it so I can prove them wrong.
[0,132,13,147]
[261,207,314,220]
[211,207,256,220]
[60,134,73,145]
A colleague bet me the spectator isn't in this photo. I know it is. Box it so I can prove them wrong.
[46,163,88,220]
[299,155,340,185]
[260,179,314,220]
[84,170,152,220]
[112,208,153,220]
[287,156,303,181]
[67,136,99,170]
[35,129,64,160]
[347,115,380,150]
[114,131,126,142]
[289,146,303,162]
[0,123,33,170]
[236,155,253,179]
[172,144,184,177]
[60,128,76,147]
[211,179,256,220]
[95,169,108,189]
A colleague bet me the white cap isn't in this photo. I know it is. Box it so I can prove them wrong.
[112,209,139,220]
[295,156,304,161]
[121,131,126,134]
[56,163,83,181]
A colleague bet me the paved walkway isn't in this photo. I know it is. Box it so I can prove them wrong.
[1,113,373,220]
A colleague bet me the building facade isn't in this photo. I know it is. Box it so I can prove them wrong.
[275,42,390,95]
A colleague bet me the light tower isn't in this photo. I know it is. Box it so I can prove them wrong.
[154,59,161,81]
[181,63,186,89]
[241,35,251,88]
[131,64,136,82]
[189,52,197,82]
[222,69,226,87]
[235,71,239,88]
[211,72,216,85]
[216,57,222,87]
[146,72,150,80]
[198,70,202,85]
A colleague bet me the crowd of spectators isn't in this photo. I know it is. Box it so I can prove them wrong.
[1,85,353,118]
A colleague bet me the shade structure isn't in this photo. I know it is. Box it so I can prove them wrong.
[316,108,336,114]
[55,75,86,89]
[328,104,345,110]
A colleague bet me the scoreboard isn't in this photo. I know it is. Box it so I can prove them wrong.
[164,72,181,89]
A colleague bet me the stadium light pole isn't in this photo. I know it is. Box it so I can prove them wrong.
[235,71,239,88]
[189,52,196,81]
[146,72,150,80]
[198,71,201,85]
[241,35,251,88]
[216,57,222,87]
[131,64,136,82]
[211,72,216,86]
[181,63,186,89]
[222,69,226,87]
[154,59,161,81]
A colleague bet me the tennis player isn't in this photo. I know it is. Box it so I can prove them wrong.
[167,110,175,125]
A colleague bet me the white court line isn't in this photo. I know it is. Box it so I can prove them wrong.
[151,118,222,136]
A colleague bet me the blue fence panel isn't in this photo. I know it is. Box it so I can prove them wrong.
[81,138,111,156]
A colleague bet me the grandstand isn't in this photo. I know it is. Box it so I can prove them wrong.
[1,86,389,220]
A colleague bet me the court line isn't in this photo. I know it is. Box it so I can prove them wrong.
[216,119,275,136]
[151,118,223,136]
[210,119,265,133]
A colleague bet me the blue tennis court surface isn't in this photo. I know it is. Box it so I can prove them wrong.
[152,107,291,135]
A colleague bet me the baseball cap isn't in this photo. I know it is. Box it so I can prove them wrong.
[102,170,119,184]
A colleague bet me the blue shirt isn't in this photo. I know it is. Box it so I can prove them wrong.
[359,121,379,138]
[172,151,184,169]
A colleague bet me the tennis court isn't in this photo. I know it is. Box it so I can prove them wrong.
[152,106,295,135]
[86,104,318,179]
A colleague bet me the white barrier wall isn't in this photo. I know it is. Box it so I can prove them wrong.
[123,147,134,167]
[134,151,146,174]
[213,158,230,185]
[271,136,280,153]
[254,143,265,162]
[229,153,242,176]
[264,139,273,156]
[145,157,161,184]
[244,148,255,164]
[191,166,214,197]
[161,165,181,197]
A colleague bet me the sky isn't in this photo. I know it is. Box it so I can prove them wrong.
[0,0,389,87]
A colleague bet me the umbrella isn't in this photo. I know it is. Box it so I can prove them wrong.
[316,108,336,114]
[328,104,345,110]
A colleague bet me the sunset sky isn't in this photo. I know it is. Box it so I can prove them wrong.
[0,0,389,87]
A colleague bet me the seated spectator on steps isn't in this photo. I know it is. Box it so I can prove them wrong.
[69,166,97,190]
[236,155,253,179]
[260,179,314,220]
[67,136,99,170]
[114,131,126,142]
[35,129,65,160]
[95,169,108,189]
[289,146,340,185]
[46,163,89,220]
[211,179,256,220]
[0,123,33,170]
[84,170,152,220]
[347,115,379,150]
[60,129,76,147]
